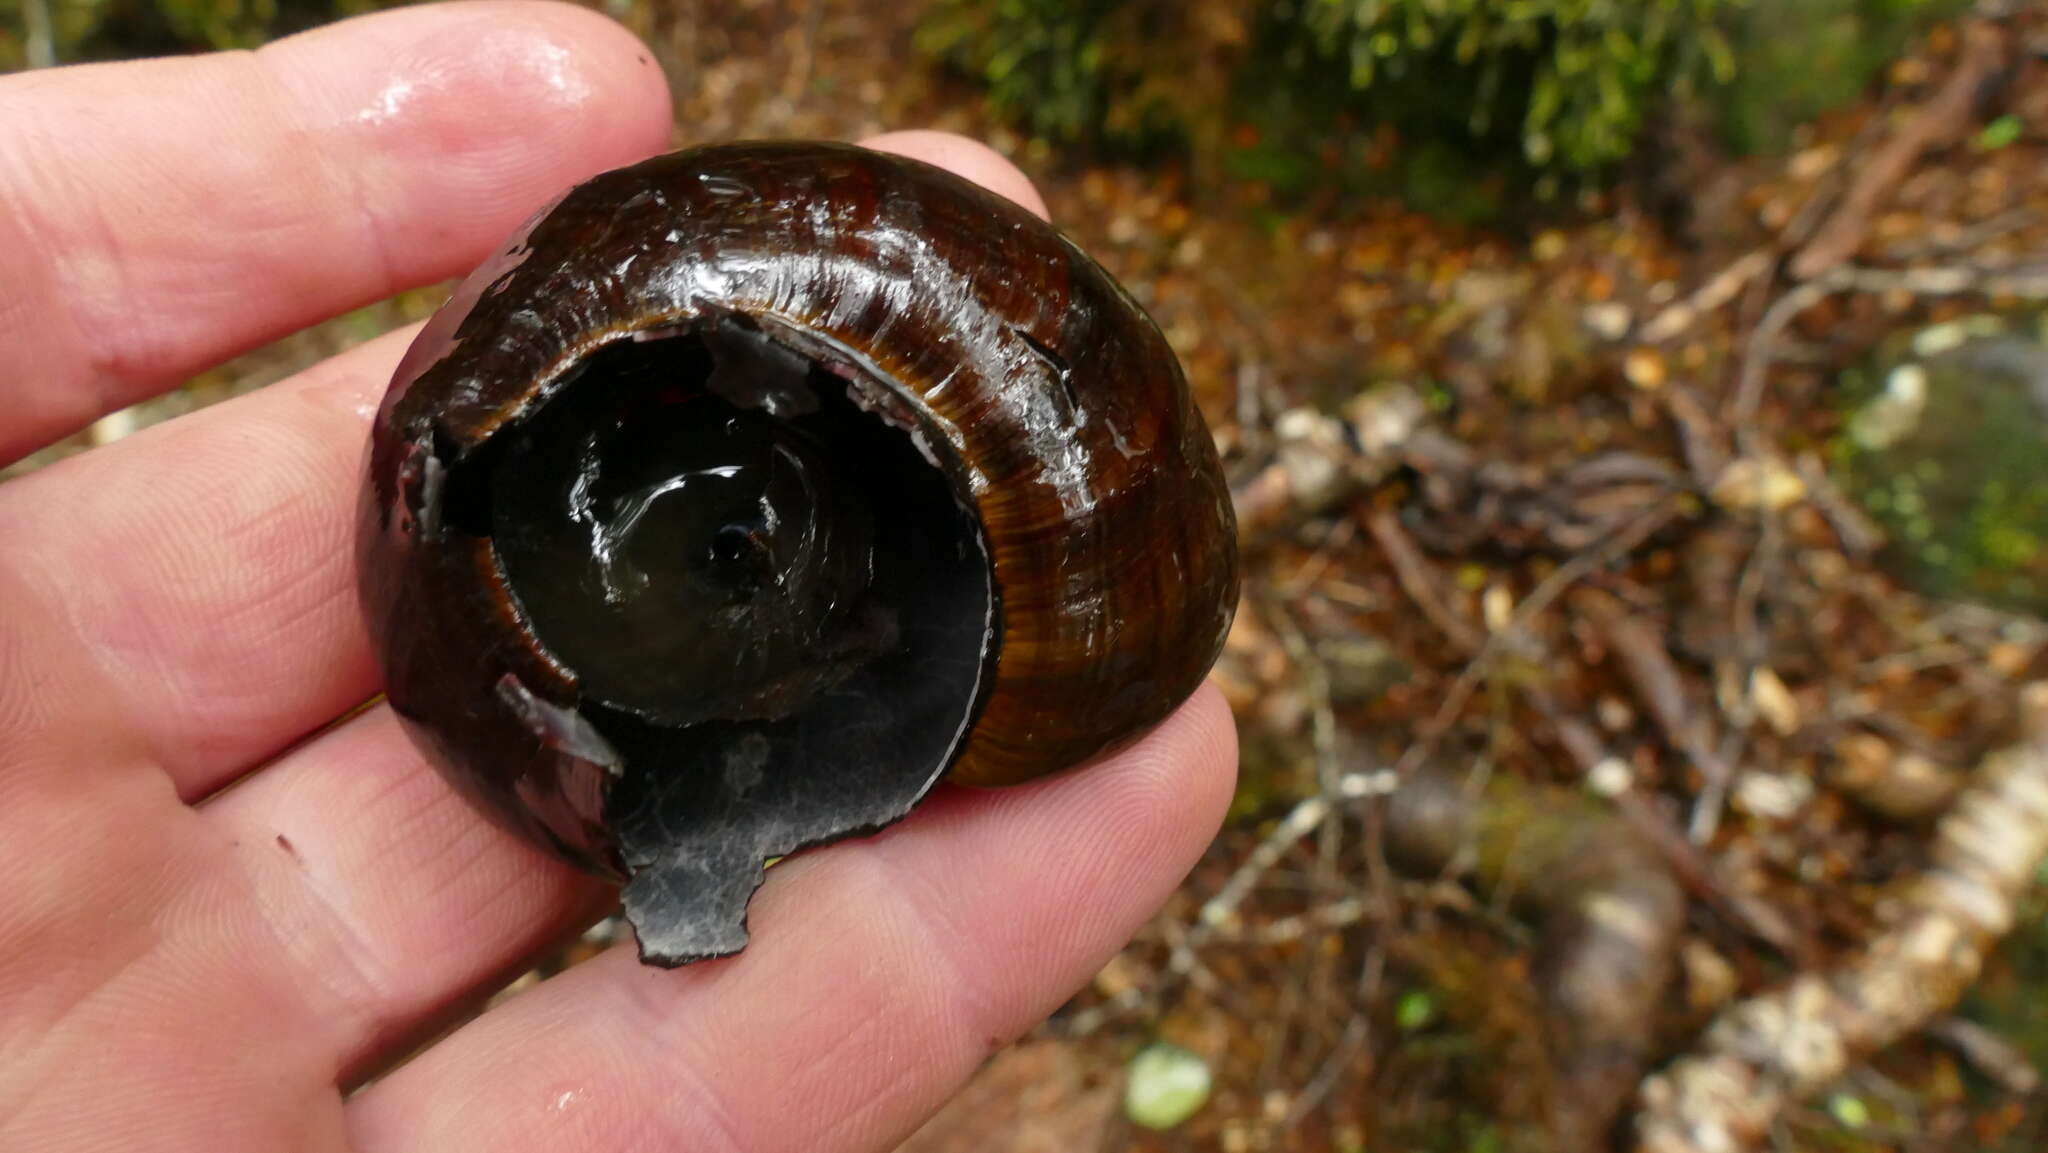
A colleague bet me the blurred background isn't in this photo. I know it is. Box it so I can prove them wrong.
[8,0,2048,1150]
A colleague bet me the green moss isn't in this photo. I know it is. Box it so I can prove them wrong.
[1831,316,2048,618]
[1716,0,1967,155]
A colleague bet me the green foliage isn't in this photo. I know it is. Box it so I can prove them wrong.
[1715,0,1965,155]
[922,0,1972,209]
[920,0,1751,183]
[1296,0,1744,174]
[916,0,1212,152]
[916,0,1105,143]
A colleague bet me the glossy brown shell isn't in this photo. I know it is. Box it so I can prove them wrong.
[358,141,1236,961]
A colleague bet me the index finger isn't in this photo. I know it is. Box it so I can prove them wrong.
[0,0,673,464]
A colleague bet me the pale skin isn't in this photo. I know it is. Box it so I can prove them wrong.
[0,4,1237,1150]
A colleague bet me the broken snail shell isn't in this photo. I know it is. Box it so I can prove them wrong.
[356,141,1237,966]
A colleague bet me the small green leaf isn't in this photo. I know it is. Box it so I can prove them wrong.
[1396,989,1438,1031]
[1124,1043,1213,1131]
[1828,1092,1871,1129]
[1975,115,2024,152]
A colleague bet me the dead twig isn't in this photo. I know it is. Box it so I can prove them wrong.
[1200,784,1376,935]
[1791,452,1883,559]
[1528,693,1804,957]
[1573,589,1739,843]
[1734,263,2048,422]
[1065,765,1395,1038]
[1662,384,1733,489]
[1642,250,1774,345]
[1277,1012,1372,1133]
[1635,685,2048,1153]
[1926,1016,2042,1097]
[1881,206,2039,263]
[1397,499,1683,779]
[1729,279,1837,423]
[1789,21,2007,281]
[1232,361,1278,466]
[1224,897,1373,945]
[1365,508,1485,653]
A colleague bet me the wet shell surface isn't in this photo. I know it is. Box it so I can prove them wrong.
[357,141,1237,965]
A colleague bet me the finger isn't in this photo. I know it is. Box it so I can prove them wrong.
[860,130,1051,218]
[0,0,672,463]
[204,704,610,1084]
[1,325,418,797]
[0,135,1046,801]
[343,688,1237,1153]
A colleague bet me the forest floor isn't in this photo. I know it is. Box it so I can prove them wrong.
[14,2,2048,1151]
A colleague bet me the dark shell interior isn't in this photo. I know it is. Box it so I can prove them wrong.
[453,317,995,962]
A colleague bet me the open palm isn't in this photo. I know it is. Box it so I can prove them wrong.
[0,5,1236,1150]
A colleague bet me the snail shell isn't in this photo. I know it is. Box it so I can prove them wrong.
[357,141,1237,965]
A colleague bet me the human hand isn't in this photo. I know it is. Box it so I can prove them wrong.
[0,5,1237,1150]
